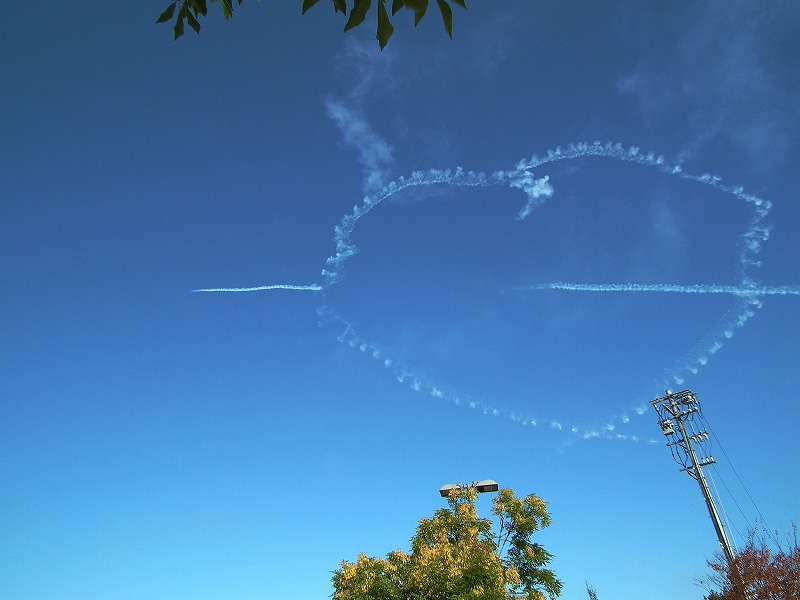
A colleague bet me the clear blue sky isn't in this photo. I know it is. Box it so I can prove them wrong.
[2,2,799,599]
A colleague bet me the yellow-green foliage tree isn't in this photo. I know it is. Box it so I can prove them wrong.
[332,487,562,600]
[156,0,467,49]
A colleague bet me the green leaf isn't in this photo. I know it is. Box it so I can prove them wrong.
[156,2,177,23]
[376,0,394,50]
[193,0,208,17]
[435,0,452,38]
[301,0,322,14]
[450,0,466,8]
[405,0,427,26]
[220,0,233,19]
[186,10,201,33]
[391,0,403,16]
[344,0,371,32]
[333,0,347,14]
[173,15,185,39]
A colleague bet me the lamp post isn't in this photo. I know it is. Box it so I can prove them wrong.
[439,479,499,498]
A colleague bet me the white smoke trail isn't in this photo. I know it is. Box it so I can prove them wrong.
[315,305,639,440]
[192,284,323,293]
[524,282,800,296]
[320,166,551,285]
[321,141,773,287]
[512,173,554,220]
[325,99,394,194]
[196,141,789,442]
[318,141,777,403]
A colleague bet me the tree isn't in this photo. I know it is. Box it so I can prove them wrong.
[156,0,467,50]
[332,487,563,600]
[701,524,800,600]
[585,582,598,600]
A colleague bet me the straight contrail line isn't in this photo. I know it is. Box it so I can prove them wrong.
[192,284,322,293]
[524,282,800,296]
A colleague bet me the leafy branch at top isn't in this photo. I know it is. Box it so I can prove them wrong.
[156,0,467,49]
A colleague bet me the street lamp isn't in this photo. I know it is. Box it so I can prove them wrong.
[439,479,499,497]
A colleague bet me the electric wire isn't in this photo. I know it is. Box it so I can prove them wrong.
[708,427,780,545]
[710,464,755,545]
[701,414,781,548]
[698,410,751,546]
[707,467,743,552]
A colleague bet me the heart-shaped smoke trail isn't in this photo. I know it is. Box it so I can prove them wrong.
[195,141,798,441]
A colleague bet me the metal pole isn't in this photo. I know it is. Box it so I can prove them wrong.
[667,393,736,565]
[651,389,748,598]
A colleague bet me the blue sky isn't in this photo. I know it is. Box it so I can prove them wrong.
[2,2,799,599]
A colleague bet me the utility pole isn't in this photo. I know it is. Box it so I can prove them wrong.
[650,389,736,566]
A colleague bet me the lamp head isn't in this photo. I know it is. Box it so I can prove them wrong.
[474,479,499,494]
[439,483,459,498]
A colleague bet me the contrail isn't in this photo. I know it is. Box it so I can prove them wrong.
[192,284,322,293]
[524,282,800,296]
[313,141,780,439]
[321,141,773,287]
[195,140,790,443]
[318,305,656,442]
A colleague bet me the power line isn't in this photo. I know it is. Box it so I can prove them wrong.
[650,389,736,564]
[650,389,759,599]
[703,420,779,547]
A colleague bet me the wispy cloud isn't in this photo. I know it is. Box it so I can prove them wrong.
[325,99,394,194]
[325,37,396,194]
[617,1,798,168]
